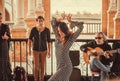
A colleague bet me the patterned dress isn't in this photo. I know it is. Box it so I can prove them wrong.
[48,17,84,81]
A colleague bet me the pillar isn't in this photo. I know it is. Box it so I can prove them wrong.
[43,0,50,28]
[107,0,117,38]
[25,0,36,37]
[102,0,109,35]
[11,0,27,38]
[35,0,44,16]
[27,0,35,18]
[10,0,27,64]
[114,0,120,39]
[1,0,5,22]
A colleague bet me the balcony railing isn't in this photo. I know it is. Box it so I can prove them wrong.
[50,22,101,34]
[5,17,102,34]
[9,38,120,76]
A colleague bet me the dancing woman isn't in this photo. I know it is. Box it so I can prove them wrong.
[48,14,84,81]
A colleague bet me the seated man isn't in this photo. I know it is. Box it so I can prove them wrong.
[80,32,112,81]
[90,51,110,81]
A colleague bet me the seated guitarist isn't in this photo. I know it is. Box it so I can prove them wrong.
[80,32,112,81]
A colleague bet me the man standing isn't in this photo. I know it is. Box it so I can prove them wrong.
[28,16,51,81]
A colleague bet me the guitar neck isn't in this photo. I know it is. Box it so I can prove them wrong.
[109,50,117,54]
[87,47,120,57]
[107,48,120,55]
[91,48,120,56]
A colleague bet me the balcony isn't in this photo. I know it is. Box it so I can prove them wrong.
[6,21,120,81]
[9,38,120,81]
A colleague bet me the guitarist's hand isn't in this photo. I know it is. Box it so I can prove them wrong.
[87,51,92,56]
[104,52,110,59]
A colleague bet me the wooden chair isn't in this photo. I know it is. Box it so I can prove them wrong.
[91,71,100,81]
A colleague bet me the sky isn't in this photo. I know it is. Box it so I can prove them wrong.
[51,0,102,14]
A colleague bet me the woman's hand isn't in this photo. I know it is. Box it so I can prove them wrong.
[61,13,66,20]
[56,13,66,22]
[67,14,72,23]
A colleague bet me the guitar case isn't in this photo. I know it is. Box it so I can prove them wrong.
[69,51,80,66]
[70,68,81,81]
[69,51,81,81]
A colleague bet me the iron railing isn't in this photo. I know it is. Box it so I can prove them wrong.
[10,38,120,76]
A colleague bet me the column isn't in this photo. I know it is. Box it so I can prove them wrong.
[114,0,120,18]
[35,0,44,16]
[10,0,27,63]
[11,0,27,38]
[107,0,117,38]
[36,0,44,11]
[15,0,25,28]
[25,0,36,36]
[114,0,120,39]
[43,0,50,28]
[27,0,35,18]
[25,0,36,27]
[1,0,5,22]
[11,0,14,21]
[102,0,109,35]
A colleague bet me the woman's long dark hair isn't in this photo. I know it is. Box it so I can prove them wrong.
[58,22,72,41]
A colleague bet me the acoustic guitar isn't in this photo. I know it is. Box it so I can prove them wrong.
[83,47,120,64]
